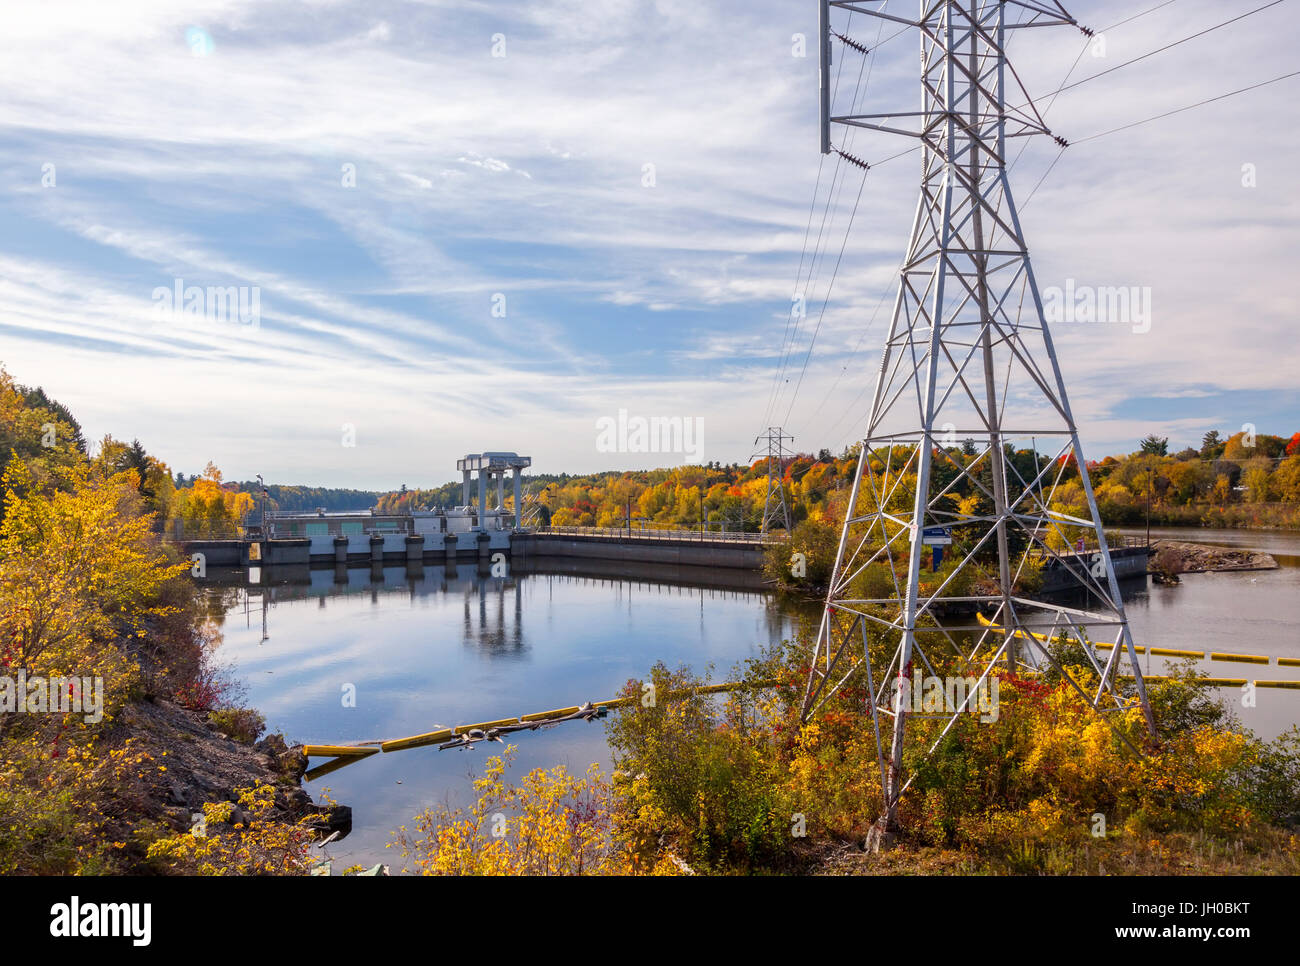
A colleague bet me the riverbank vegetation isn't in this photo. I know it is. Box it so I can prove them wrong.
[395,645,1300,876]
[0,365,310,873]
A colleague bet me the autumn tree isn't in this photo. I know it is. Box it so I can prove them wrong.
[167,463,255,538]
[1273,455,1300,502]
[0,368,84,510]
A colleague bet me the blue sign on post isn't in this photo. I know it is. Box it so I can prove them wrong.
[921,526,952,546]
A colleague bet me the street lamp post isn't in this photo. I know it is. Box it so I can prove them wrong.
[256,474,268,536]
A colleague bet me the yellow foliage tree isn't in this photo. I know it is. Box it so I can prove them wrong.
[0,459,187,720]
[391,750,675,875]
[168,462,254,538]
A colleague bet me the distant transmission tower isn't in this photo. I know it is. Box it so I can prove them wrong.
[753,427,794,534]
[802,0,1156,844]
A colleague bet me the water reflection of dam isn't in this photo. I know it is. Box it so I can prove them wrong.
[206,557,788,659]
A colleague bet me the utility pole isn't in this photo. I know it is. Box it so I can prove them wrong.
[753,427,794,535]
[802,0,1156,846]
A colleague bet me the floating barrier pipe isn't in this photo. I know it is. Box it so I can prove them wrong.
[301,745,381,758]
[306,679,782,758]
[975,612,1285,667]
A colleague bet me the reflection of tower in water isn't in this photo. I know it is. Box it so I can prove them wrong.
[461,567,525,656]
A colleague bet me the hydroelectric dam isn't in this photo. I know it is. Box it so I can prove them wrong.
[179,449,1149,594]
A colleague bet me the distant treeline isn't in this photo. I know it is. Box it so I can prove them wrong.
[371,464,761,518]
[373,481,462,512]
[215,481,383,512]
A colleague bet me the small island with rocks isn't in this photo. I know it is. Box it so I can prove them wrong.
[1149,539,1279,579]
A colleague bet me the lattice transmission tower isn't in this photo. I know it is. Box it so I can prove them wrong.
[801,0,1157,843]
[753,427,794,535]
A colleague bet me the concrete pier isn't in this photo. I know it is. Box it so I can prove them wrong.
[405,534,423,564]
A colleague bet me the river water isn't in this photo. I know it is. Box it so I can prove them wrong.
[212,563,812,870]
[1115,527,1300,714]
[212,527,1299,870]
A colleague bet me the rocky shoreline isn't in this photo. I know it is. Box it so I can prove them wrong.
[118,695,348,843]
[1149,539,1279,576]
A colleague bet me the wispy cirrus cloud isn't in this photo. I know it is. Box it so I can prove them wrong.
[0,0,1294,485]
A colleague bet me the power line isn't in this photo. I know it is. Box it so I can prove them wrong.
[765,152,848,428]
[764,9,886,432]
[761,18,864,429]
[1011,4,1288,219]
[1002,0,1275,220]
[1020,145,1066,208]
[1073,69,1300,143]
[761,11,866,429]
[1010,2,1181,194]
[1099,0,1182,33]
[788,18,876,364]
[762,153,828,429]
[1026,0,1285,106]
[794,254,903,442]
[780,160,870,427]
[771,9,900,430]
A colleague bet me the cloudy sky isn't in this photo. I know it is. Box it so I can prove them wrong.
[1,0,1295,489]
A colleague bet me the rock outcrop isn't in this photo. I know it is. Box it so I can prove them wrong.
[1149,540,1278,575]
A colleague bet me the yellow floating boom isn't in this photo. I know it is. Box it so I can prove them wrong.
[1210,651,1270,665]
[975,612,1281,666]
[1018,671,1300,688]
[378,729,452,753]
[1140,646,1205,659]
[308,679,781,759]
[300,744,380,758]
